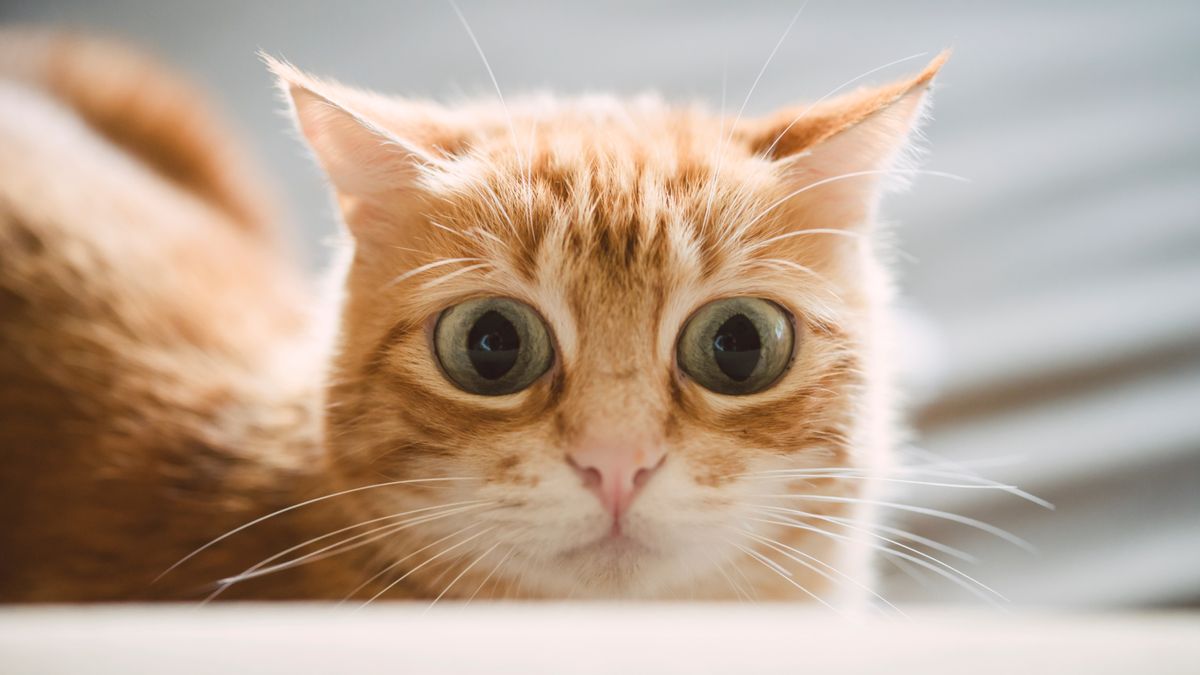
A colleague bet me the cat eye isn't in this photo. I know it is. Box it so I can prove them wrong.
[434,297,554,396]
[676,297,795,395]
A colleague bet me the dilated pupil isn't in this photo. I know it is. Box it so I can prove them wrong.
[713,313,761,382]
[467,310,520,380]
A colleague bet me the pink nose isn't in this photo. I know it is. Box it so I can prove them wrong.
[567,440,666,520]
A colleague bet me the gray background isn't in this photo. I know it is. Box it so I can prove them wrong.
[3,0,1197,608]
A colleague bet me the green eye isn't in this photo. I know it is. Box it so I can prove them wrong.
[676,297,795,395]
[434,297,554,396]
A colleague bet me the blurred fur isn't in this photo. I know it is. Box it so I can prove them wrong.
[0,31,336,600]
[0,29,944,603]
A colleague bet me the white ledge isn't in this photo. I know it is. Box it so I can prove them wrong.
[1,604,1197,674]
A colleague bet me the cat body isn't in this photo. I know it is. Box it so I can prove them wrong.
[0,32,340,600]
[0,31,944,604]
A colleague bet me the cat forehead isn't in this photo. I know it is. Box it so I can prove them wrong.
[427,121,778,284]
[425,97,783,246]
[405,101,836,326]
[394,94,754,168]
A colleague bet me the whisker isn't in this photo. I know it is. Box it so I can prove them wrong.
[897,447,1052,508]
[725,547,761,602]
[750,503,978,572]
[428,220,508,256]
[361,525,497,608]
[742,462,1045,499]
[702,2,809,228]
[747,493,1036,552]
[741,529,904,617]
[886,553,937,588]
[821,514,978,563]
[342,520,487,602]
[466,547,514,604]
[350,521,496,605]
[156,477,478,582]
[729,539,838,611]
[749,501,1003,592]
[702,548,751,603]
[744,470,1038,500]
[419,262,492,289]
[386,257,486,288]
[447,0,531,224]
[426,541,502,612]
[748,512,1004,605]
[210,501,493,592]
[447,0,518,158]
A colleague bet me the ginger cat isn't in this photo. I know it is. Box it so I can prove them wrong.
[0,30,946,604]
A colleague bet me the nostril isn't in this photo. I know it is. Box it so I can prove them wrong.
[567,455,603,490]
[579,466,602,490]
[632,454,665,489]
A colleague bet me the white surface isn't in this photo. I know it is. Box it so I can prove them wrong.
[1,605,1198,675]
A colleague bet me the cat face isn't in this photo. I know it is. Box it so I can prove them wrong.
[274,55,943,600]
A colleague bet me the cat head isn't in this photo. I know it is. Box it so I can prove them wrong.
[272,53,945,599]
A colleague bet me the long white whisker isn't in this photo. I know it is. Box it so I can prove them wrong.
[386,257,486,288]
[742,529,904,617]
[361,525,497,608]
[744,468,1053,509]
[725,547,761,602]
[205,500,490,601]
[749,504,980,574]
[749,503,1004,596]
[898,447,1053,509]
[739,461,1051,509]
[419,262,492,289]
[702,2,808,228]
[156,477,478,582]
[821,514,978,563]
[341,520,487,603]
[749,512,1004,605]
[426,541,502,612]
[447,0,530,222]
[886,554,936,588]
[751,472,1019,491]
[748,493,1035,552]
[211,501,492,591]
[703,549,750,603]
[730,540,838,611]
[466,547,514,604]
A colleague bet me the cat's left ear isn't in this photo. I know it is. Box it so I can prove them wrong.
[740,51,949,214]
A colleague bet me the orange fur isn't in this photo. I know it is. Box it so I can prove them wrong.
[0,32,945,603]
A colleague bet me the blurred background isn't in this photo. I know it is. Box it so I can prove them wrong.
[2,0,1196,609]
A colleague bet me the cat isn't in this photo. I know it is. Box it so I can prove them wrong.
[0,28,947,604]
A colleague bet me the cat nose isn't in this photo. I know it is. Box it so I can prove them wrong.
[567,441,666,520]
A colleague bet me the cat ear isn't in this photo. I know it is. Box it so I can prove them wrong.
[741,51,949,214]
[264,55,448,198]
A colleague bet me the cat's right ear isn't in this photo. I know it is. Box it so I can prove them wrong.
[264,55,445,199]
